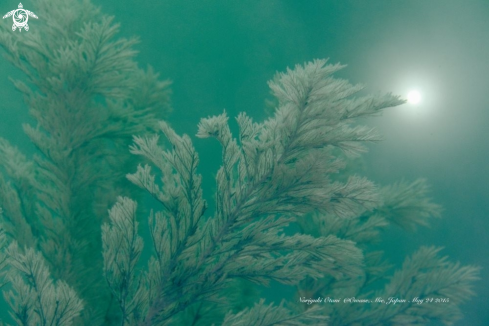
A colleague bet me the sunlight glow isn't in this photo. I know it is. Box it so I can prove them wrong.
[407,90,421,105]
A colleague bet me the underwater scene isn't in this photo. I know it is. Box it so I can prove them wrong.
[0,0,487,325]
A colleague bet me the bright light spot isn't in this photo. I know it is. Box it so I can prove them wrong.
[407,90,421,105]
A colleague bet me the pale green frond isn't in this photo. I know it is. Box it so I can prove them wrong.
[0,0,171,322]
[324,176,381,218]
[267,59,403,161]
[102,197,146,325]
[222,299,328,326]
[129,135,166,172]
[0,139,38,246]
[370,246,481,326]
[0,226,9,290]
[125,59,408,324]
[69,17,138,97]
[0,139,35,185]
[225,234,363,283]
[378,179,442,231]
[4,242,84,326]
[127,65,172,117]
[363,250,393,285]
[0,174,35,247]
[196,112,231,139]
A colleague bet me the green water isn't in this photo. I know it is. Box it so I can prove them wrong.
[0,0,487,325]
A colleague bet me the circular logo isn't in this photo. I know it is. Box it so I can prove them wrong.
[13,9,28,27]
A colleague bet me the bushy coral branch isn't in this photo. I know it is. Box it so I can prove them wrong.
[0,0,171,323]
[296,178,478,326]
[109,59,407,324]
[222,299,327,326]
[0,230,83,326]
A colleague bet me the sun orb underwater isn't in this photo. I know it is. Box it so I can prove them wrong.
[407,90,421,105]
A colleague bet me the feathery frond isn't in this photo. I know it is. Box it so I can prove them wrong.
[222,299,328,326]
[4,241,84,326]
